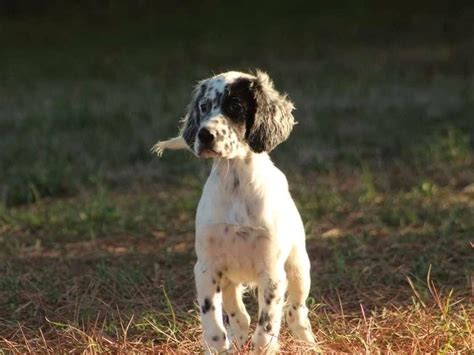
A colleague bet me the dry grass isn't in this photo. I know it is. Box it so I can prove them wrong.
[1,267,471,354]
[1,165,472,353]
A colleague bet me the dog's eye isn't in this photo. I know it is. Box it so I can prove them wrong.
[228,101,243,115]
[200,100,211,115]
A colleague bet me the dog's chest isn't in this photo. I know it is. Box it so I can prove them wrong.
[195,165,276,282]
[196,222,273,283]
[197,166,268,228]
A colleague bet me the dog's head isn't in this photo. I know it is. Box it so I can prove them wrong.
[180,70,295,159]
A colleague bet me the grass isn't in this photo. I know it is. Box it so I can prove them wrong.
[1,166,472,353]
[1,3,473,353]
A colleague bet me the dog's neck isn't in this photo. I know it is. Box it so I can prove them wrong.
[211,151,272,189]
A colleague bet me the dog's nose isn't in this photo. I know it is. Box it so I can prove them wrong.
[198,128,215,146]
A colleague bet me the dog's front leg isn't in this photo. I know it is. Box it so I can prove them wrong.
[194,261,229,354]
[251,268,287,354]
[222,281,251,348]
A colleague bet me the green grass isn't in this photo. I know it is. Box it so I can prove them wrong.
[1,6,473,205]
[0,3,473,353]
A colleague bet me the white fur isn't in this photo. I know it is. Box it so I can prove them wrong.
[153,71,316,354]
[196,152,315,354]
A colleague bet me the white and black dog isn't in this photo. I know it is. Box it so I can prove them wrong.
[152,70,315,353]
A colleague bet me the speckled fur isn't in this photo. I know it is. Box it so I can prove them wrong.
[164,71,316,354]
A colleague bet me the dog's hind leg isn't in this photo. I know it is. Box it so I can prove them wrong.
[285,246,317,345]
[221,281,251,349]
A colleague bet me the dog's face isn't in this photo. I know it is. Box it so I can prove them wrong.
[180,71,295,159]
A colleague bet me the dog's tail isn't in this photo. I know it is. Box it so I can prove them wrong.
[150,136,189,157]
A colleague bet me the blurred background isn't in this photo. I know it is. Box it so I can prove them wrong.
[0,1,473,352]
[1,0,473,205]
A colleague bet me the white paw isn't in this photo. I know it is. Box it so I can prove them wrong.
[251,333,280,354]
[150,141,165,156]
[286,305,316,344]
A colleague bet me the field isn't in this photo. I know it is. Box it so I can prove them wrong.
[0,3,473,353]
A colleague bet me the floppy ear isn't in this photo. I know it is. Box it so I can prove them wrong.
[246,71,295,153]
[180,81,207,149]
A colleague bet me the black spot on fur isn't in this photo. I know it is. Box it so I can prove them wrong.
[216,286,221,293]
[201,298,212,314]
[263,281,277,306]
[215,91,223,107]
[223,313,229,326]
[212,279,216,285]
[221,79,256,142]
[293,305,297,310]
[221,128,227,136]
[245,204,253,218]
[211,335,219,341]
[289,310,292,317]
[223,332,226,340]
[217,271,223,278]
[233,173,240,191]
[258,310,270,327]
[230,313,235,317]
[265,293,275,303]
[258,310,273,333]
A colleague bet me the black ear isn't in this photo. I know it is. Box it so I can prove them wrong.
[180,81,207,149]
[247,71,295,153]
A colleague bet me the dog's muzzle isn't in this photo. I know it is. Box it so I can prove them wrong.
[198,128,215,147]
[197,128,220,157]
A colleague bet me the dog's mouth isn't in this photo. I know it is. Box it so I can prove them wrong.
[197,148,221,158]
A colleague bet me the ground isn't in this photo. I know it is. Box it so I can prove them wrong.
[0,3,473,353]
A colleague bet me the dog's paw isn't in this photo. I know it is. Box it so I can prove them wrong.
[250,334,280,355]
[150,141,165,156]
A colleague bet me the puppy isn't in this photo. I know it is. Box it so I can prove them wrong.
[153,71,315,353]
